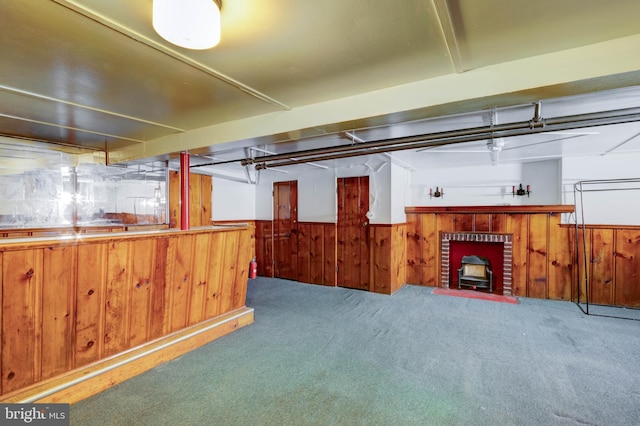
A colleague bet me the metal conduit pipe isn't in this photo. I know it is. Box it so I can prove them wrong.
[189,105,640,170]
[252,105,640,167]
[256,108,640,170]
[191,118,531,169]
[247,121,526,165]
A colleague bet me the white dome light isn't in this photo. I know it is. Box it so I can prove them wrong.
[153,0,221,50]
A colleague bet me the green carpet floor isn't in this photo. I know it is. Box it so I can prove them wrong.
[71,278,640,425]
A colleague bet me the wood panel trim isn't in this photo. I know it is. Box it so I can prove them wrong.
[0,307,254,404]
[0,225,249,252]
[561,223,640,230]
[406,205,574,214]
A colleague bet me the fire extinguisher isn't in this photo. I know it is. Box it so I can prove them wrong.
[249,257,258,279]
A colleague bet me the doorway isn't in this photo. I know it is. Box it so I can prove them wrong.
[337,176,370,290]
[273,181,298,280]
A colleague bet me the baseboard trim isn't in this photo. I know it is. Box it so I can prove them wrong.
[0,307,254,404]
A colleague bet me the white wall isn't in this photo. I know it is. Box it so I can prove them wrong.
[408,160,561,207]
[211,177,256,221]
[391,162,410,224]
[214,153,640,227]
[297,169,336,223]
[253,157,395,224]
[562,153,640,225]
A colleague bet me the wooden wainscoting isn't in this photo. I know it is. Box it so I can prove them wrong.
[255,221,406,294]
[255,220,274,277]
[370,224,407,295]
[297,222,337,286]
[0,226,253,399]
[405,206,574,301]
[573,224,640,308]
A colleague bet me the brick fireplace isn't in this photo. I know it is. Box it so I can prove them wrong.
[440,232,513,296]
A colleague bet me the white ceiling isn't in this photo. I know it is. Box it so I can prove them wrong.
[1,0,640,177]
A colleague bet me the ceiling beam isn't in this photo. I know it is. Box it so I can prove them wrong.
[109,34,640,164]
[431,0,465,73]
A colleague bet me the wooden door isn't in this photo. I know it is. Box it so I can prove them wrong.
[337,176,370,290]
[273,181,298,280]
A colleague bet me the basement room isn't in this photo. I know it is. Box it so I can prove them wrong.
[1,1,639,425]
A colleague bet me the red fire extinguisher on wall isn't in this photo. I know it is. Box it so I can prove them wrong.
[249,257,258,279]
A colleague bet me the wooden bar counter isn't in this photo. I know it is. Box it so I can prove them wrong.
[0,225,255,403]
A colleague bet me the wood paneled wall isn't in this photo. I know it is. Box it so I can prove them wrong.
[255,221,406,294]
[575,225,640,308]
[255,220,274,278]
[370,224,406,295]
[169,172,213,228]
[297,222,337,286]
[405,206,574,300]
[0,226,251,396]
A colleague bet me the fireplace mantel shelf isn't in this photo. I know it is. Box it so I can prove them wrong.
[406,205,574,214]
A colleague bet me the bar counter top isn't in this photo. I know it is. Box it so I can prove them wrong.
[0,224,249,251]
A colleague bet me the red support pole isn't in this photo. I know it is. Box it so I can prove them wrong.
[180,152,190,230]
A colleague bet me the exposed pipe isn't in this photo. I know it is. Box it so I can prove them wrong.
[254,105,640,169]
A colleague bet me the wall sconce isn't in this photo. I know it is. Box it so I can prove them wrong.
[430,187,444,199]
[512,183,530,197]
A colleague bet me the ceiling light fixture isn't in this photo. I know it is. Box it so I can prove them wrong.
[153,0,222,50]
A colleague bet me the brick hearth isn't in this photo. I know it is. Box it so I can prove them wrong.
[440,232,513,296]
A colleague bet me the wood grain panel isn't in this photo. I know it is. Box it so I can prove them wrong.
[128,239,156,346]
[436,213,455,234]
[188,233,210,326]
[150,238,169,340]
[491,213,507,233]
[41,246,76,380]
[233,228,251,310]
[454,214,474,232]
[200,175,212,226]
[391,224,406,293]
[308,223,324,285]
[590,228,614,305]
[507,214,528,297]
[614,229,640,307]
[169,170,180,228]
[189,174,203,227]
[323,223,336,286]
[104,241,132,357]
[1,249,43,394]
[168,235,194,332]
[75,243,107,367]
[475,214,491,232]
[575,227,591,304]
[219,230,239,314]
[422,213,438,286]
[204,232,225,319]
[274,181,298,280]
[297,223,311,284]
[371,225,392,294]
[254,220,273,277]
[527,214,549,299]
[405,213,422,285]
[169,172,212,229]
[0,226,252,397]
[337,177,370,290]
[547,214,572,301]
